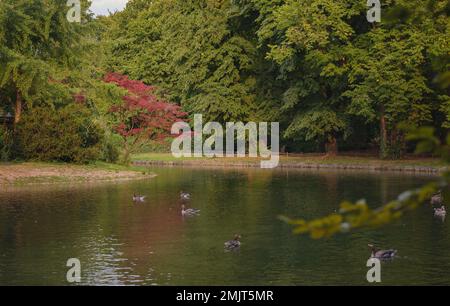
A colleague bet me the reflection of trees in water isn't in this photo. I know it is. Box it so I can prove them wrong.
[0,169,441,285]
[114,192,186,280]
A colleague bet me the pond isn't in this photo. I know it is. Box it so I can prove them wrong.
[0,167,448,285]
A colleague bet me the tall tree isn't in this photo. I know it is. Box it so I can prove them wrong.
[344,0,449,158]
[105,0,449,156]
[240,0,365,154]
[237,0,449,156]
[108,0,259,123]
[0,0,90,125]
[105,73,187,164]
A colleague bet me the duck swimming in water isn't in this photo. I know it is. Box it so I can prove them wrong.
[368,244,397,260]
[133,194,146,202]
[431,191,443,206]
[434,206,446,218]
[224,234,241,251]
[180,191,191,201]
[181,204,200,216]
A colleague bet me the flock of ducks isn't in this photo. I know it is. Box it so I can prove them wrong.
[132,191,240,251]
[132,190,446,256]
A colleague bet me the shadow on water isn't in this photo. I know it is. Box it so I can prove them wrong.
[0,167,448,285]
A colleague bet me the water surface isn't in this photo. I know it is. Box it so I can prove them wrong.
[0,167,448,285]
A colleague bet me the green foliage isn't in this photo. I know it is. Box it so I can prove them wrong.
[0,0,90,105]
[241,0,364,150]
[0,127,13,161]
[1,0,448,163]
[285,110,347,142]
[137,139,174,154]
[0,1,127,164]
[100,133,121,163]
[108,0,259,123]
[15,105,104,163]
[233,0,449,155]
[406,126,450,163]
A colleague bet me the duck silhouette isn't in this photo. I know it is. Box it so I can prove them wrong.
[180,191,191,201]
[368,244,397,260]
[224,234,241,251]
[181,205,200,216]
[133,194,146,202]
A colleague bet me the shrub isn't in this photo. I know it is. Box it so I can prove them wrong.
[0,127,13,161]
[138,138,173,153]
[100,133,121,163]
[15,105,104,163]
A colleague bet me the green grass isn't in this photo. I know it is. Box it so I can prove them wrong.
[2,161,151,173]
[132,153,204,161]
[12,176,71,186]
[2,154,445,187]
[131,153,446,168]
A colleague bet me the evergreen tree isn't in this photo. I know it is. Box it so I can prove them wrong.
[108,0,259,123]
[0,0,90,125]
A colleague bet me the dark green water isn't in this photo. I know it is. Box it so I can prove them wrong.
[0,167,448,285]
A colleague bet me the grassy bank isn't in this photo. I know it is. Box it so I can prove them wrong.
[132,153,447,173]
[0,162,155,186]
[1,154,446,186]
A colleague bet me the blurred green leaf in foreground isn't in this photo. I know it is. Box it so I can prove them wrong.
[280,127,449,239]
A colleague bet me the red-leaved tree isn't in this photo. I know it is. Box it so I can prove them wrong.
[104,73,187,164]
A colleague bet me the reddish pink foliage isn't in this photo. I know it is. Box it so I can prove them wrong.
[104,73,187,141]
[104,72,157,96]
[73,92,86,104]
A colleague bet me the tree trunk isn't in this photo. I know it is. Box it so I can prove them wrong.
[14,90,22,126]
[121,139,131,165]
[122,150,131,166]
[379,104,387,159]
[325,135,338,156]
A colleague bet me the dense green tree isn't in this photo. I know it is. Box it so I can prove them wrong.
[246,0,365,154]
[2,0,447,161]
[234,0,449,156]
[227,0,365,153]
[108,0,259,123]
[344,0,449,158]
[15,104,104,163]
[0,1,130,162]
[0,0,92,125]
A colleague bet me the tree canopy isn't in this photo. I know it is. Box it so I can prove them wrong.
[0,0,91,123]
[0,0,448,162]
[105,0,449,157]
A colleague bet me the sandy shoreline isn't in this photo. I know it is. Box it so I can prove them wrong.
[0,163,156,186]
